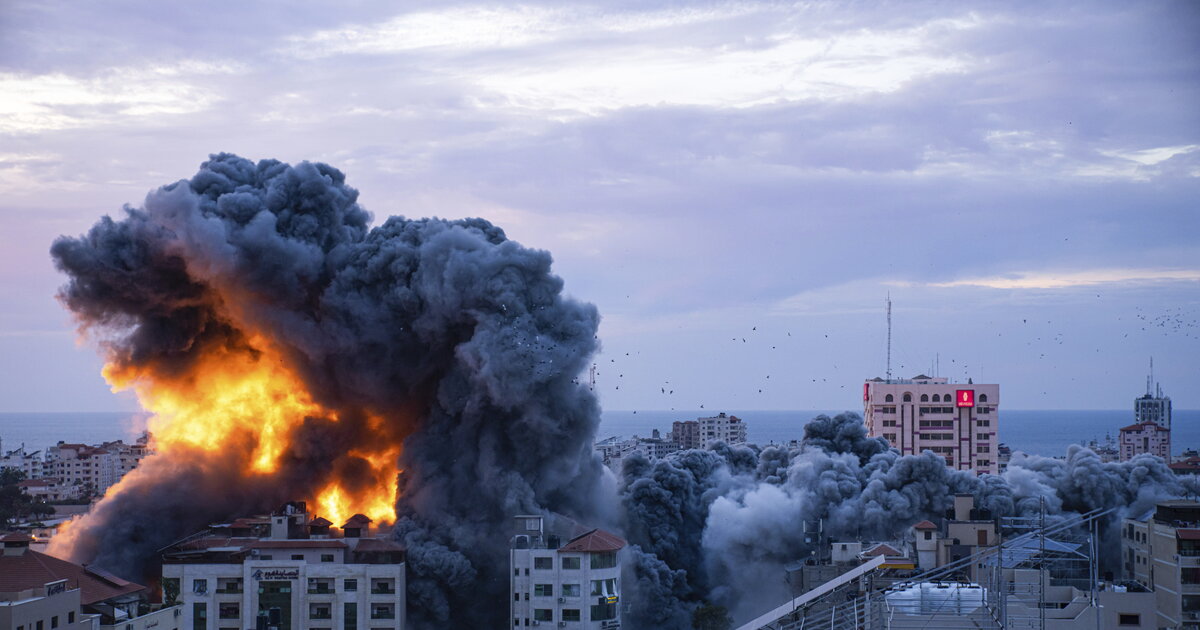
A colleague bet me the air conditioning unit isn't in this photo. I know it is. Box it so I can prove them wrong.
[557,597,565,603]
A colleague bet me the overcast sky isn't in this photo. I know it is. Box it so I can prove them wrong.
[0,0,1197,413]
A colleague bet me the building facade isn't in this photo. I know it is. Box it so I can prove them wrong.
[162,503,405,630]
[1119,422,1170,461]
[863,376,999,474]
[510,515,624,629]
[668,421,701,450]
[1122,500,1200,629]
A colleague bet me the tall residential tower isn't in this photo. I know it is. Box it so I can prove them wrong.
[863,375,999,474]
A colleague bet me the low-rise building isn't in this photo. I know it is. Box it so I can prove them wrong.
[161,502,405,630]
[0,532,178,630]
[509,515,625,629]
[1122,500,1200,629]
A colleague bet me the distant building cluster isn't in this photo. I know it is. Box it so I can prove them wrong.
[594,413,747,468]
[0,436,151,501]
[863,375,1000,475]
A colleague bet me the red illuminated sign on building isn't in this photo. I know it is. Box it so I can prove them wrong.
[956,389,975,408]
[863,383,870,402]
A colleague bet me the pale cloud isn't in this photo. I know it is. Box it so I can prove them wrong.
[1100,144,1200,166]
[925,269,1200,290]
[0,62,240,133]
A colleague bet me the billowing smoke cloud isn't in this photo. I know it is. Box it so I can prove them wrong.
[50,154,610,628]
[620,412,1199,625]
[49,153,1199,630]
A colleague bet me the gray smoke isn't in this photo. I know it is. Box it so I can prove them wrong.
[619,412,1199,626]
[50,154,610,628]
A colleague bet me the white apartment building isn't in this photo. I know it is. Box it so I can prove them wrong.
[510,515,624,629]
[2,437,151,497]
[863,375,999,474]
[1119,422,1170,461]
[0,446,45,479]
[162,503,405,630]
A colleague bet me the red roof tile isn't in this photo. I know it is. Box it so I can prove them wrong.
[912,520,938,530]
[342,514,371,528]
[0,549,144,604]
[308,517,333,527]
[862,543,903,557]
[1120,422,1169,433]
[1177,529,1200,540]
[558,529,626,553]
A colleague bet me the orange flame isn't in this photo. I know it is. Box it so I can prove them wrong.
[97,334,399,528]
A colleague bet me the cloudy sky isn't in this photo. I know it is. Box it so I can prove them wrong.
[1,0,1197,413]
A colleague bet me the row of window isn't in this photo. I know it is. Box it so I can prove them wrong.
[186,577,394,595]
[975,459,991,467]
[515,578,616,600]
[514,604,617,626]
[524,552,616,572]
[13,612,74,630]
[919,407,956,414]
[197,602,396,622]
[881,393,990,403]
[919,433,954,441]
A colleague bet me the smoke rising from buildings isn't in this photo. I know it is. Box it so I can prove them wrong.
[617,413,1199,625]
[49,154,610,628]
[48,153,1198,629]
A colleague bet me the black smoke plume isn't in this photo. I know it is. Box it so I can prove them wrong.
[50,154,610,628]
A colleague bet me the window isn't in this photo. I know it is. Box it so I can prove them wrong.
[976,459,991,467]
[67,613,74,624]
[513,568,519,576]
[533,609,553,622]
[590,578,617,597]
[977,419,990,427]
[979,394,988,403]
[51,617,58,629]
[533,556,553,570]
[562,609,581,622]
[321,554,335,562]
[291,554,304,560]
[1118,614,1139,626]
[37,622,44,630]
[590,603,617,621]
[534,584,553,597]
[260,555,273,560]
[977,445,990,453]
[193,603,207,630]
[923,531,932,540]
[562,584,581,597]
[562,556,581,570]
[219,603,240,619]
[920,394,929,402]
[903,393,912,402]
[193,579,208,594]
[310,604,332,620]
[514,593,520,601]
[885,394,894,402]
[343,603,357,630]
[977,433,989,440]
[344,579,357,592]
[591,552,617,569]
[370,604,395,620]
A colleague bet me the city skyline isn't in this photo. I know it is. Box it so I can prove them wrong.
[1,1,1197,413]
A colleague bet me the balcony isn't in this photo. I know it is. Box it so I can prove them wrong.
[307,587,334,595]
[371,585,396,595]
[370,609,395,620]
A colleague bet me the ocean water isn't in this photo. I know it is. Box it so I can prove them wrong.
[1,409,1196,458]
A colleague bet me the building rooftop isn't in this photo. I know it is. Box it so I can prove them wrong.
[912,520,938,531]
[1119,422,1170,433]
[558,528,626,553]
[0,547,145,605]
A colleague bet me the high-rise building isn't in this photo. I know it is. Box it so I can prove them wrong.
[161,502,405,630]
[1121,366,1173,461]
[862,375,999,474]
[668,421,701,450]
[509,515,624,629]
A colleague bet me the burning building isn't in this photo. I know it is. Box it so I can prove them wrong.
[48,154,610,628]
[160,501,405,630]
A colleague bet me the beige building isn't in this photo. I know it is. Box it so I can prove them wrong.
[0,532,178,630]
[1119,422,1170,461]
[863,375,999,474]
[1122,500,1200,628]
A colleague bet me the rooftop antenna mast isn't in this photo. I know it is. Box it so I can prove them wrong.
[885,294,893,382]
[1147,357,1153,397]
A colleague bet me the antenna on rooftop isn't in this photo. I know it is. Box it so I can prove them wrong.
[1147,357,1153,397]
[885,294,893,382]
